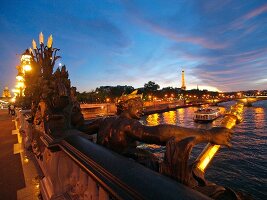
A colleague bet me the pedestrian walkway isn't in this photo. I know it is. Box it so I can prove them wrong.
[0,109,40,200]
[0,109,25,199]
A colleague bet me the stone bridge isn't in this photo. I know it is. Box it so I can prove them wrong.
[236,96,267,106]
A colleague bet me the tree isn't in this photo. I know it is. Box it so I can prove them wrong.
[144,81,160,92]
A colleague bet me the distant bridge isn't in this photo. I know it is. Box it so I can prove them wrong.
[236,96,267,106]
[186,96,267,107]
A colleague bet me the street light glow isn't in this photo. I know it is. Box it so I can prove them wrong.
[16,82,25,88]
[12,89,19,93]
[21,54,31,62]
[16,75,24,81]
[23,64,32,71]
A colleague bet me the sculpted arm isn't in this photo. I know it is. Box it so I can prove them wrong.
[126,121,232,147]
[79,118,102,135]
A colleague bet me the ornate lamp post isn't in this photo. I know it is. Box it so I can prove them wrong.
[21,49,32,72]
[14,49,33,102]
[15,65,25,98]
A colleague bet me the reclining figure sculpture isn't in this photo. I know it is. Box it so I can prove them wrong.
[82,94,247,199]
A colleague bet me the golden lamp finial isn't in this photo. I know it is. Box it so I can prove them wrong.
[47,34,53,48]
[39,32,44,44]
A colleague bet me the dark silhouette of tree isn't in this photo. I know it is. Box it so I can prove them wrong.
[144,81,160,92]
[77,85,134,103]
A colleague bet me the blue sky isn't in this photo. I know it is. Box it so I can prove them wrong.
[0,0,267,93]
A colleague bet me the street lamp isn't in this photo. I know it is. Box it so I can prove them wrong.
[14,49,32,98]
[16,81,25,97]
[16,67,24,81]
[21,49,32,72]
[15,65,25,97]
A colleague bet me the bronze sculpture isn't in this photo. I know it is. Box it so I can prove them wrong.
[83,96,250,199]
[83,97,243,198]
[84,96,232,155]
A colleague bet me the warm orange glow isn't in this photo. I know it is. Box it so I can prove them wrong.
[47,34,53,48]
[163,111,176,125]
[254,107,264,129]
[16,82,25,88]
[146,113,159,126]
[16,75,24,81]
[23,156,29,163]
[21,54,31,62]
[187,85,221,92]
[23,64,32,71]
[39,32,44,44]
[32,39,37,49]
[196,103,244,172]
[12,89,19,93]
[197,145,220,172]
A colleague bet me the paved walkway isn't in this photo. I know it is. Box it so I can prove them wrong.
[0,109,25,199]
[0,109,40,200]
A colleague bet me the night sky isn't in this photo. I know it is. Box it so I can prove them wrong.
[1,0,267,93]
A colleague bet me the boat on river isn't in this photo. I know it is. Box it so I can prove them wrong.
[193,106,221,122]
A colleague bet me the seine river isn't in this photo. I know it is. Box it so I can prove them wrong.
[140,100,267,200]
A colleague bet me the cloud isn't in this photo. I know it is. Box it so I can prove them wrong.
[244,3,267,20]
[198,0,231,13]
[169,44,267,91]
[145,22,228,49]
[122,1,228,50]
[254,78,267,84]
[52,15,132,49]
[228,3,267,31]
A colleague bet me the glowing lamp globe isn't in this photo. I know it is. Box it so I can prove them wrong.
[23,64,32,71]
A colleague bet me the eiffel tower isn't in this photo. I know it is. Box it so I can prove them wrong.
[181,70,186,90]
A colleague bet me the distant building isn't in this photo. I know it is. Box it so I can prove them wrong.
[2,86,11,98]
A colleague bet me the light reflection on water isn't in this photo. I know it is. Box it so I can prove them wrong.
[146,113,160,126]
[140,101,267,200]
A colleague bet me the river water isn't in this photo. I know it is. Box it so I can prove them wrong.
[140,100,267,200]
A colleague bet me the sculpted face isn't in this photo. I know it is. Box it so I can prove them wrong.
[117,97,143,118]
[128,100,143,119]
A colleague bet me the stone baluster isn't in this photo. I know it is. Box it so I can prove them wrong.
[85,176,99,200]
[57,152,74,193]
[99,187,109,200]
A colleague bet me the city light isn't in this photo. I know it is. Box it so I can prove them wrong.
[196,103,244,172]
[23,64,32,71]
[21,54,31,62]
[12,89,19,93]
[16,82,24,88]
[197,145,220,172]
[16,74,24,81]
[13,49,33,99]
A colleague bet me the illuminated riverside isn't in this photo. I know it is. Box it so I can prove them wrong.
[140,100,267,200]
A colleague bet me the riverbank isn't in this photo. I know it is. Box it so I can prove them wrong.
[81,102,203,119]
[143,103,201,115]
